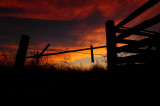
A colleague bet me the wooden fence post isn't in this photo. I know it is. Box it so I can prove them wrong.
[90,45,94,63]
[105,20,117,71]
[15,35,30,70]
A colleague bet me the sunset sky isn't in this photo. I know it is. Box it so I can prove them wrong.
[0,0,160,67]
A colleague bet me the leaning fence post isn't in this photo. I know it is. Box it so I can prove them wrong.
[90,45,94,63]
[15,35,30,70]
[105,20,117,71]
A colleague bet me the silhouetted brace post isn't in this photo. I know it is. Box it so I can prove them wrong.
[36,44,50,65]
[90,45,94,63]
[106,20,116,71]
[15,35,30,70]
[39,44,50,56]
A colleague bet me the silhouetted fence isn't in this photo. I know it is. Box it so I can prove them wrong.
[15,0,160,71]
[106,0,160,71]
[15,34,107,69]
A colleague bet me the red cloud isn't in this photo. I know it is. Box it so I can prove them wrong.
[1,0,156,21]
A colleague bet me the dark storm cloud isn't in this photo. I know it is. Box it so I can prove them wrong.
[0,7,24,13]
[0,17,78,46]
[0,10,105,49]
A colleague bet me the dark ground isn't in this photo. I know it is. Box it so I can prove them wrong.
[0,64,158,106]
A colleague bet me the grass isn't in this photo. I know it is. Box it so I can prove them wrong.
[0,48,107,72]
[0,51,158,106]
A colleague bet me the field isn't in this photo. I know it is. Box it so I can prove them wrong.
[0,63,157,106]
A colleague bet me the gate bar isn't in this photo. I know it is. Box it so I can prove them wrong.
[116,0,160,29]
